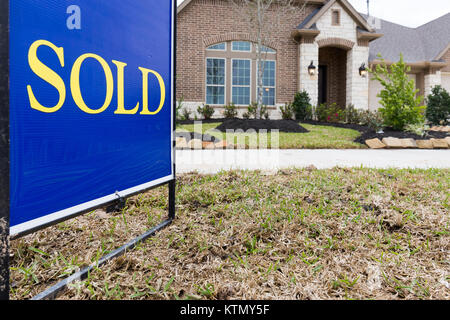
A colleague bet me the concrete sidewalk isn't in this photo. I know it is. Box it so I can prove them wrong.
[176,149,450,174]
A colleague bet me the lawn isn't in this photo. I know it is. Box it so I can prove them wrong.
[10,168,449,300]
[176,122,365,149]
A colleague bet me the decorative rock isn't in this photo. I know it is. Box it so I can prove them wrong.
[202,141,215,149]
[400,138,417,148]
[187,139,203,149]
[445,137,450,147]
[365,138,386,149]
[382,137,403,149]
[416,140,433,149]
[430,138,449,149]
[214,140,229,149]
[176,137,188,149]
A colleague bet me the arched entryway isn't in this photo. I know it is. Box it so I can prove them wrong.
[318,46,348,108]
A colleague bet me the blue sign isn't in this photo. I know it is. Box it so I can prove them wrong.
[9,0,175,236]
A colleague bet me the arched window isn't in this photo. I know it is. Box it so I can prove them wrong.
[205,41,277,106]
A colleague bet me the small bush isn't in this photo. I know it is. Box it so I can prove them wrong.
[181,108,191,121]
[426,85,450,125]
[197,104,215,120]
[405,123,429,137]
[343,104,361,124]
[315,103,344,123]
[245,102,269,119]
[280,102,294,120]
[292,91,311,121]
[362,110,385,132]
[370,54,426,130]
[223,102,238,119]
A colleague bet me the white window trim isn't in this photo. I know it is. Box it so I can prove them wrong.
[256,60,276,106]
[231,58,252,106]
[206,42,227,52]
[205,57,227,106]
[231,41,252,52]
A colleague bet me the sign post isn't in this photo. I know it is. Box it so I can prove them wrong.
[0,0,9,301]
[3,0,177,299]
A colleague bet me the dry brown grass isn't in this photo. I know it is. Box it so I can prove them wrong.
[9,168,450,300]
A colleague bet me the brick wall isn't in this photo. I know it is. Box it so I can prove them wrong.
[176,0,320,104]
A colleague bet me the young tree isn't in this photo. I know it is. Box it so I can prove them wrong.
[370,54,426,130]
[230,0,309,118]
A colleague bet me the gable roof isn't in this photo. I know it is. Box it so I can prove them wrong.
[367,13,450,63]
[296,0,374,32]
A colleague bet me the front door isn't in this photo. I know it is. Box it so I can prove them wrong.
[318,65,327,105]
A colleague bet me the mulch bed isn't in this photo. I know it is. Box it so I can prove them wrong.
[215,119,309,133]
[354,128,449,145]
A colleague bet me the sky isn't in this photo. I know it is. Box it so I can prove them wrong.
[176,0,450,28]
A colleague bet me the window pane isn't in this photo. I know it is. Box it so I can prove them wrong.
[232,87,250,105]
[232,41,251,52]
[258,88,275,106]
[232,60,250,86]
[207,43,226,50]
[261,45,276,53]
[206,86,225,105]
[262,61,275,87]
[206,59,225,85]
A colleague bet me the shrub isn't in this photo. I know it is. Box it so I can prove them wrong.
[426,85,450,125]
[370,54,426,130]
[181,108,191,121]
[245,102,269,119]
[343,104,361,124]
[292,90,311,121]
[362,110,385,132]
[315,103,344,123]
[197,104,215,120]
[405,123,429,137]
[280,102,294,120]
[223,102,238,119]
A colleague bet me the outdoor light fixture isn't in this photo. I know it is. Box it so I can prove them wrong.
[308,61,316,76]
[359,63,368,77]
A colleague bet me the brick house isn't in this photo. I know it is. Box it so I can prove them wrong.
[176,0,450,118]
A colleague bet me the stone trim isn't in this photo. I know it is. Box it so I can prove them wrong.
[203,32,278,51]
[317,37,355,51]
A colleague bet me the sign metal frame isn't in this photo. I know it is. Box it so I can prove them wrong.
[0,0,177,300]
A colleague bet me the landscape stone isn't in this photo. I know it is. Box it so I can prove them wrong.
[187,138,203,149]
[445,137,450,147]
[430,138,449,149]
[382,137,403,148]
[214,140,229,149]
[400,138,417,148]
[416,140,433,149]
[202,141,215,149]
[365,138,386,149]
[176,137,188,149]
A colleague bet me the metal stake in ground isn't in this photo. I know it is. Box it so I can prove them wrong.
[0,0,10,301]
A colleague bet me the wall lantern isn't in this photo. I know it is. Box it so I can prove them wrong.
[308,61,316,76]
[359,63,368,77]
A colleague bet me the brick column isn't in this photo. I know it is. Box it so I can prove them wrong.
[346,46,370,109]
[299,42,319,106]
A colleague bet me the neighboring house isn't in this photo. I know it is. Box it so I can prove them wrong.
[176,0,450,118]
